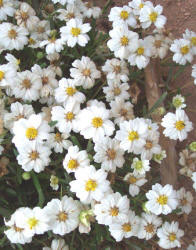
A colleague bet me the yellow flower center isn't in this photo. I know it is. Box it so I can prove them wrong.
[82,68,91,77]
[175,120,185,131]
[149,12,158,22]
[145,140,153,149]
[154,40,162,48]
[180,198,187,206]
[129,176,137,184]
[180,45,189,55]
[42,76,48,85]
[135,160,143,170]
[139,3,144,9]
[85,179,97,191]
[122,223,131,232]
[66,112,74,121]
[113,65,121,73]
[67,159,78,170]
[137,47,144,55]
[27,217,38,230]
[128,131,139,141]
[0,71,5,81]
[29,37,36,45]
[22,79,31,89]
[113,87,121,96]
[92,117,103,128]
[58,212,67,222]
[145,223,154,233]
[17,59,20,65]
[71,27,81,37]
[29,151,39,160]
[107,149,116,160]
[157,195,168,205]
[67,12,75,19]
[120,36,129,46]
[51,176,59,185]
[21,11,29,21]
[66,87,76,96]
[55,132,62,142]
[8,29,17,39]
[191,37,196,46]
[25,127,38,140]
[169,233,176,242]
[110,207,119,217]
[120,10,129,20]
[0,0,3,7]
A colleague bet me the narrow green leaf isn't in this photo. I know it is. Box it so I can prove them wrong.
[48,120,57,127]
[147,92,168,116]
[31,172,45,208]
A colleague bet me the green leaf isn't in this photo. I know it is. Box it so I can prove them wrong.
[70,136,81,150]
[147,91,168,116]
[31,172,45,208]
[48,120,57,127]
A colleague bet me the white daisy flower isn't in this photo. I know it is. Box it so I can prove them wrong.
[4,208,32,244]
[40,37,64,55]
[107,25,139,60]
[170,38,193,65]
[139,4,167,29]
[179,149,196,177]
[70,165,110,204]
[109,210,140,242]
[115,118,148,154]
[82,3,101,19]
[102,58,129,83]
[109,6,137,28]
[16,207,49,238]
[103,80,130,102]
[77,105,115,142]
[131,157,150,175]
[0,63,16,89]
[129,0,153,16]
[128,36,154,69]
[110,97,134,126]
[50,175,59,191]
[56,5,82,22]
[0,0,16,21]
[192,172,196,191]
[187,241,196,250]
[191,64,196,85]
[55,78,85,105]
[157,221,184,249]
[141,131,161,160]
[0,22,28,51]
[153,150,166,164]
[60,18,91,47]
[177,187,193,214]
[94,137,125,173]
[15,2,39,31]
[183,29,196,55]
[43,239,69,250]
[94,192,129,226]
[124,173,147,197]
[43,195,80,235]
[12,70,42,102]
[152,33,171,59]
[31,64,58,100]
[12,114,50,148]
[17,142,51,173]
[47,132,72,153]
[172,94,186,110]
[51,102,80,134]
[63,145,90,174]
[31,20,51,41]
[138,213,162,240]
[70,56,101,89]
[43,239,68,250]
[145,183,178,215]
[161,109,193,141]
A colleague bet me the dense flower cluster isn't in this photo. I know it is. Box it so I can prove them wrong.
[0,0,195,249]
